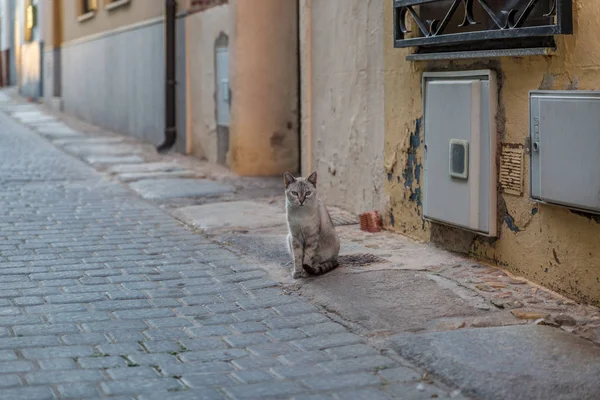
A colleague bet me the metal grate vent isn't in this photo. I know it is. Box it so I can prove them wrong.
[500,144,524,196]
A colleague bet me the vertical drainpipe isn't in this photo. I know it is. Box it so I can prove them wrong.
[304,0,312,175]
[157,0,177,153]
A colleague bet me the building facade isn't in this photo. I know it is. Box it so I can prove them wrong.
[0,0,17,87]
[33,0,299,172]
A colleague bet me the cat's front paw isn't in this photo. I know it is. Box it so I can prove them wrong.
[292,269,308,279]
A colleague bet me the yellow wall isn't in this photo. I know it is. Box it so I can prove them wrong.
[229,0,299,176]
[384,0,600,305]
[62,0,164,43]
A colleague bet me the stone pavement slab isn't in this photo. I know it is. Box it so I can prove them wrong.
[173,201,287,233]
[63,143,143,156]
[85,155,146,165]
[130,178,234,200]
[35,123,83,138]
[388,325,600,400]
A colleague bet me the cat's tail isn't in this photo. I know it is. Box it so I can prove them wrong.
[303,259,338,276]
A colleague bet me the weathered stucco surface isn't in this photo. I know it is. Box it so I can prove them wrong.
[301,0,386,215]
[384,0,600,305]
[229,0,298,176]
[186,4,230,163]
[62,0,163,42]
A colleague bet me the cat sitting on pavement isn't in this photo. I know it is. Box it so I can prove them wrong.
[283,171,340,279]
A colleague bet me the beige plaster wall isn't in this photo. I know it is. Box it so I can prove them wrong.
[301,0,385,215]
[186,4,230,163]
[229,0,299,176]
[384,0,600,305]
[62,0,163,43]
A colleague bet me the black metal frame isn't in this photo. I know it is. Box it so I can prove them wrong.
[393,0,572,51]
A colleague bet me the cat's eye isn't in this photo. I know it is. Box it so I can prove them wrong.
[291,191,298,196]
[305,191,312,196]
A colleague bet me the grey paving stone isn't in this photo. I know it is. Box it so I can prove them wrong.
[61,332,111,345]
[292,333,363,351]
[84,319,147,332]
[106,366,160,379]
[266,328,308,342]
[0,360,34,373]
[22,345,95,359]
[303,372,381,391]
[180,373,235,388]
[0,374,22,388]
[270,365,330,379]
[113,308,175,320]
[139,389,226,400]
[25,369,104,384]
[14,323,81,336]
[263,313,330,330]
[143,327,190,340]
[224,333,271,347]
[230,370,275,384]
[178,338,227,351]
[0,350,18,361]
[141,340,181,353]
[333,388,392,400]
[78,356,128,369]
[247,342,299,357]
[101,377,183,395]
[230,321,268,334]
[299,322,348,337]
[319,356,397,374]
[56,382,100,399]
[96,342,146,356]
[45,292,107,303]
[0,386,56,400]
[159,361,234,376]
[278,351,332,366]
[232,356,282,370]
[179,348,248,363]
[128,353,179,366]
[147,317,193,329]
[273,302,320,316]
[186,325,232,337]
[324,344,380,359]
[93,299,151,311]
[48,311,111,323]
[224,381,305,399]
[108,330,146,343]
[38,358,77,370]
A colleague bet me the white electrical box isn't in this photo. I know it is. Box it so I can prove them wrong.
[530,90,600,214]
[422,70,498,236]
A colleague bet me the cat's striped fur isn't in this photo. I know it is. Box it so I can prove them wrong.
[284,171,340,279]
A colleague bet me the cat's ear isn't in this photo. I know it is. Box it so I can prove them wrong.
[307,171,317,187]
[283,172,296,188]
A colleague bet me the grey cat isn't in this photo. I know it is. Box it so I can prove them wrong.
[284,171,340,279]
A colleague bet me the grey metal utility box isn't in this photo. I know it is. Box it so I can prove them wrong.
[530,90,600,214]
[422,70,498,237]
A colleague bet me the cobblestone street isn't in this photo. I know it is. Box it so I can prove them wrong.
[0,106,460,398]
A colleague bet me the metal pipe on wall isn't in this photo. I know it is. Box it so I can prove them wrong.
[157,0,177,153]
